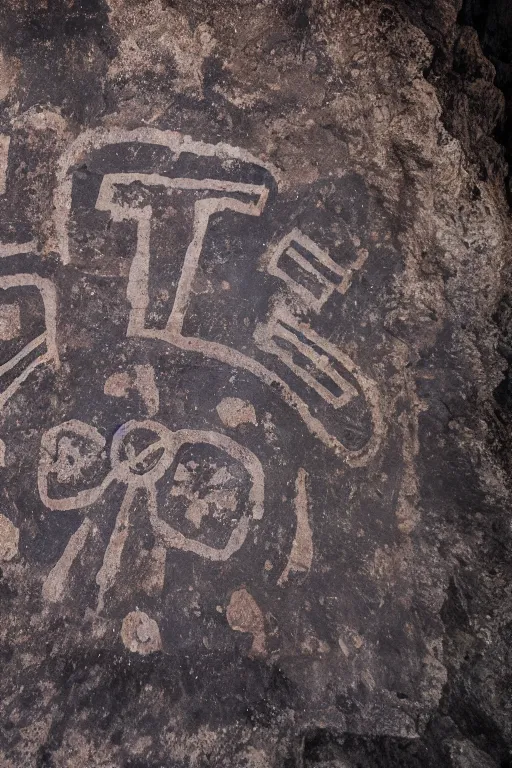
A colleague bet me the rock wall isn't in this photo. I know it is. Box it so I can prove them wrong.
[0,1,511,766]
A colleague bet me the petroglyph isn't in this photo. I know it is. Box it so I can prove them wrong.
[0,274,59,412]
[94,172,268,339]
[54,127,277,266]
[0,134,9,196]
[39,419,264,609]
[226,588,266,657]
[104,364,159,416]
[0,240,38,258]
[121,611,162,655]
[149,428,264,564]
[278,468,313,586]
[255,307,359,410]
[38,421,107,512]
[132,365,159,416]
[0,0,489,749]
[0,438,5,466]
[42,518,93,603]
[0,513,19,561]
[96,484,137,615]
[254,303,383,464]
[261,228,368,312]
[216,398,257,428]
[104,371,132,399]
[54,129,382,466]
[171,461,239,529]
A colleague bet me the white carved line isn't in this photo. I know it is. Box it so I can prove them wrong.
[54,127,280,266]
[96,173,268,206]
[95,483,137,615]
[0,332,46,378]
[0,350,53,412]
[55,130,382,466]
[0,274,60,411]
[39,419,265,607]
[0,134,9,196]
[42,517,93,603]
[278,467,313,586]
[0,240,38,258]
[126,214,151,336]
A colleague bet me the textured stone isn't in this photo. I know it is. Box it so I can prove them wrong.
[0,1,511,767]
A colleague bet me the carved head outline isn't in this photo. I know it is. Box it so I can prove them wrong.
[39,418,264,560]
[52,128,382,466]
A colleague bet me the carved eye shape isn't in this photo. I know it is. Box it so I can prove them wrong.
[38,420,108,511]
[150,431,264,562]
[169,445,245,529]
[110,420,175,483]
[114,426,165,475]
[130,446,166,476]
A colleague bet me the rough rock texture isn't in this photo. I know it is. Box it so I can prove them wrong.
[0,1,511,766]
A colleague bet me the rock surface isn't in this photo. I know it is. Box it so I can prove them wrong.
[0,1,511,766]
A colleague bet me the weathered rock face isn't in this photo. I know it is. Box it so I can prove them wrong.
[0,1,511,766]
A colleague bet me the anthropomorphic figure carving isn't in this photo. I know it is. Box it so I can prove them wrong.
[0,131,403,659]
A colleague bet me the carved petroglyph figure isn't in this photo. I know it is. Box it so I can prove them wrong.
[254,305,365,411]
[277,468,313,586]
[0,137,59,413]
[216,397,257,428]
[54,129,382,466]
[255,233,380,436]
[0,130,383,614]
[0,134,9,196]
[0,272,60,412]
[121,610,162,655]
[39,418,264,611]
[0,129,384,626]
[260,227,368,313]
